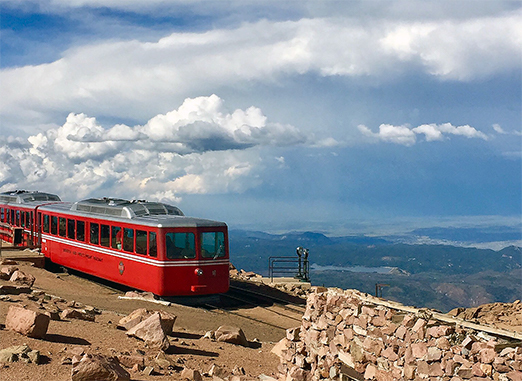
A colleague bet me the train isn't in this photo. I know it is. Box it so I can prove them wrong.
[0,190,230,296]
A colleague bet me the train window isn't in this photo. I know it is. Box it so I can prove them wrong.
[149,232,157,257]
[59,217,66,237]
[111,226,122,249]
[11,209,15,224]
[136,230,147,255]
[123,228,134,252]
[26,212,31,228]
[100,224,110,247]
[77,221,85,241]
[16,210,20,226]
[201,232,226,259]
[43,215,50,233]
[0,208,3,221]
[165,232,195,259]
[67,219,75,239]
[51,216,58,235]
[21,211,25,227]
[90,223,99,245]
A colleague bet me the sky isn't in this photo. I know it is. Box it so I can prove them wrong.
[0,0,521,237]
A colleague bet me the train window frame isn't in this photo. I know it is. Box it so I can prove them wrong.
[43,215,50,233]
[59,217,66,237]
[90,223,99,245]
[111,226,122,250]
[77,221,85,242]
[201,231,226,259]
[51,216,58,235]
[123,228,134,253]
[100,224,110,247]
[67,218,75,239]
[135,230,147,255]
[149,232,157,257]
[165,232,196,259]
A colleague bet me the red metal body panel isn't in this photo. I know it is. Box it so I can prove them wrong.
[39,212,229,296]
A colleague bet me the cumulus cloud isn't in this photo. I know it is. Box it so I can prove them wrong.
[358,123,488,145]
[1,12,520,130]
[0,95,309,202]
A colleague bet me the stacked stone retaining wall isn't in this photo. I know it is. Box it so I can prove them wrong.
[276,288,522,381]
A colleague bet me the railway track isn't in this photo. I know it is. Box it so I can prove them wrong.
[48,266,308,332]
[202,280,307,331]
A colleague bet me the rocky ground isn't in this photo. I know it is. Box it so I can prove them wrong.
[448,300,522,333]
[1,257,521,381]
[0,259,287,381]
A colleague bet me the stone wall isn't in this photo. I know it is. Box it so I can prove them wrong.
[275,288,522,381]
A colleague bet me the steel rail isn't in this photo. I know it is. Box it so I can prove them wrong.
[229,285,306,314]
[219,292,302,323]
[203,303,288,332]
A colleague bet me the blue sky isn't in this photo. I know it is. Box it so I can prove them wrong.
[0,0,521,238]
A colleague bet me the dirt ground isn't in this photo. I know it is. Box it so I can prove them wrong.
[2,259,521,381]
[0,261,286,381]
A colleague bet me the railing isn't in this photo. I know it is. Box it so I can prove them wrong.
[268,255,310,282]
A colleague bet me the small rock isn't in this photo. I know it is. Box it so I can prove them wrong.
[117,355,145,369]
[61,356,73,365]
[126,312,170,350]
[232,365,245,375]
[0,345,40,364]
[71,354,130,381]
[60,309,95,322]
[214,326,249,347]
[181,367,203,381]
[9,270,36,287]
[5,305,50,338]
[209,364,227,378]
[1,266,18,280]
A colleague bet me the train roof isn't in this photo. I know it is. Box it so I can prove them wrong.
[0,190,61,205]
[38,197,226,228]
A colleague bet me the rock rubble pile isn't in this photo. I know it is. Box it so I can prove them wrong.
[274,287,522,381]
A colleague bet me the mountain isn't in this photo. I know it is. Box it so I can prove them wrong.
[228,229,522,312]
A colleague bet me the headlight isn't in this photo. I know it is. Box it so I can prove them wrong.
[195,268,203,276]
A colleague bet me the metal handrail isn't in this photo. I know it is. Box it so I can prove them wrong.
[268,255,310,282]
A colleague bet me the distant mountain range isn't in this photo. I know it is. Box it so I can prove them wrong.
[229,229,522,312]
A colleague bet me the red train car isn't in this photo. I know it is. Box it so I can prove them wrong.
[1,191,230,296]
[0,190,61,246]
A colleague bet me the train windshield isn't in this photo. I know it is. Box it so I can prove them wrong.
[201,231,226,259]
[165,232,196,259]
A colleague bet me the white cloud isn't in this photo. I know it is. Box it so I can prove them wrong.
[359,122,488,145]
[0,95,311,202]
[358,124,417,146]
[1,12,520,131]
[492,124,507,134]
